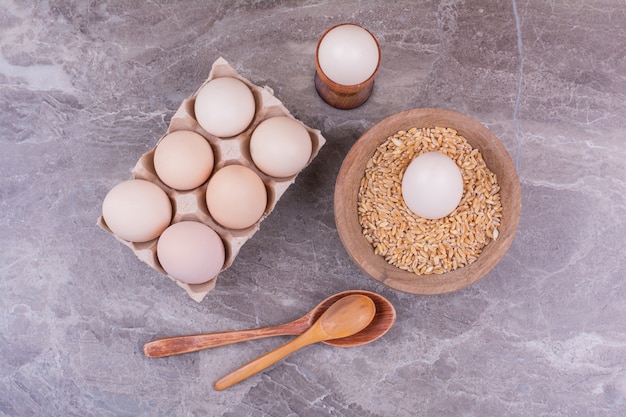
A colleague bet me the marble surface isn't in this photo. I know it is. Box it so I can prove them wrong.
[1,1,625,416]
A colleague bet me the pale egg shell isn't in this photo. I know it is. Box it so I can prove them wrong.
[194,77,255,138]
[102,179,172,242]
[153,130,214,190]
[205,165,267,229]
[157,221,225,285]
[250,116,313,178]
[401,152,464,220]
[318,24,380,86]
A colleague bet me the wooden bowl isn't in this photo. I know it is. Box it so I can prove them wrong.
[334,108,522,294]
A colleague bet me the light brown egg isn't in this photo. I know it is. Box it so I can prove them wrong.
[102,179,171,242]
[205,165,267,229]
[153,130,214,191]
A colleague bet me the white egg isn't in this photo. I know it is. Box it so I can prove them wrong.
[205,165,267,229]
[102,179,172,242]
[317,24,380,85]
[194,77,255,138]
[250,116,312,178]
[157,221,225,285]
[153,130,214,190]
[401,152,464,220]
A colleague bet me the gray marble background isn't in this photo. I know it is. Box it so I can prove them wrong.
[1,1,625,416]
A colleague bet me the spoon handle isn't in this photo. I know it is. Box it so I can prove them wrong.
[214,331,318,391]
[143,316,309,358]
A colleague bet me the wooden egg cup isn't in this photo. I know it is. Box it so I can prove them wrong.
[314,24,381,110]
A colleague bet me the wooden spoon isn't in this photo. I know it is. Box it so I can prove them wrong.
[143,290,396,357]
[213,294,376,391]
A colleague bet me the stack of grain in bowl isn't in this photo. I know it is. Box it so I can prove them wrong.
[334,108,521,294]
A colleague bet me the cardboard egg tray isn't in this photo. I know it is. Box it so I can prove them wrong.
[98,57,327,302]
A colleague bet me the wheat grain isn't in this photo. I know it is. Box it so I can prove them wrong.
[357,127,503,275]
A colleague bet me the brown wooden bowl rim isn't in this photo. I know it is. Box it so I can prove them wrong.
[334,108,522,295]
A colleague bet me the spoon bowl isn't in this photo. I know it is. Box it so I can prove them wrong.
[312,290,396,347]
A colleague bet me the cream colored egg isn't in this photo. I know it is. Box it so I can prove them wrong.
[194,77,256,138]
[102,179,172,242]
[153,130,214,190]
[318,24,380,86]
[206,165,267,229]
[401,152,464,220]
[157,221,225,285]
[250,116,313,178]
